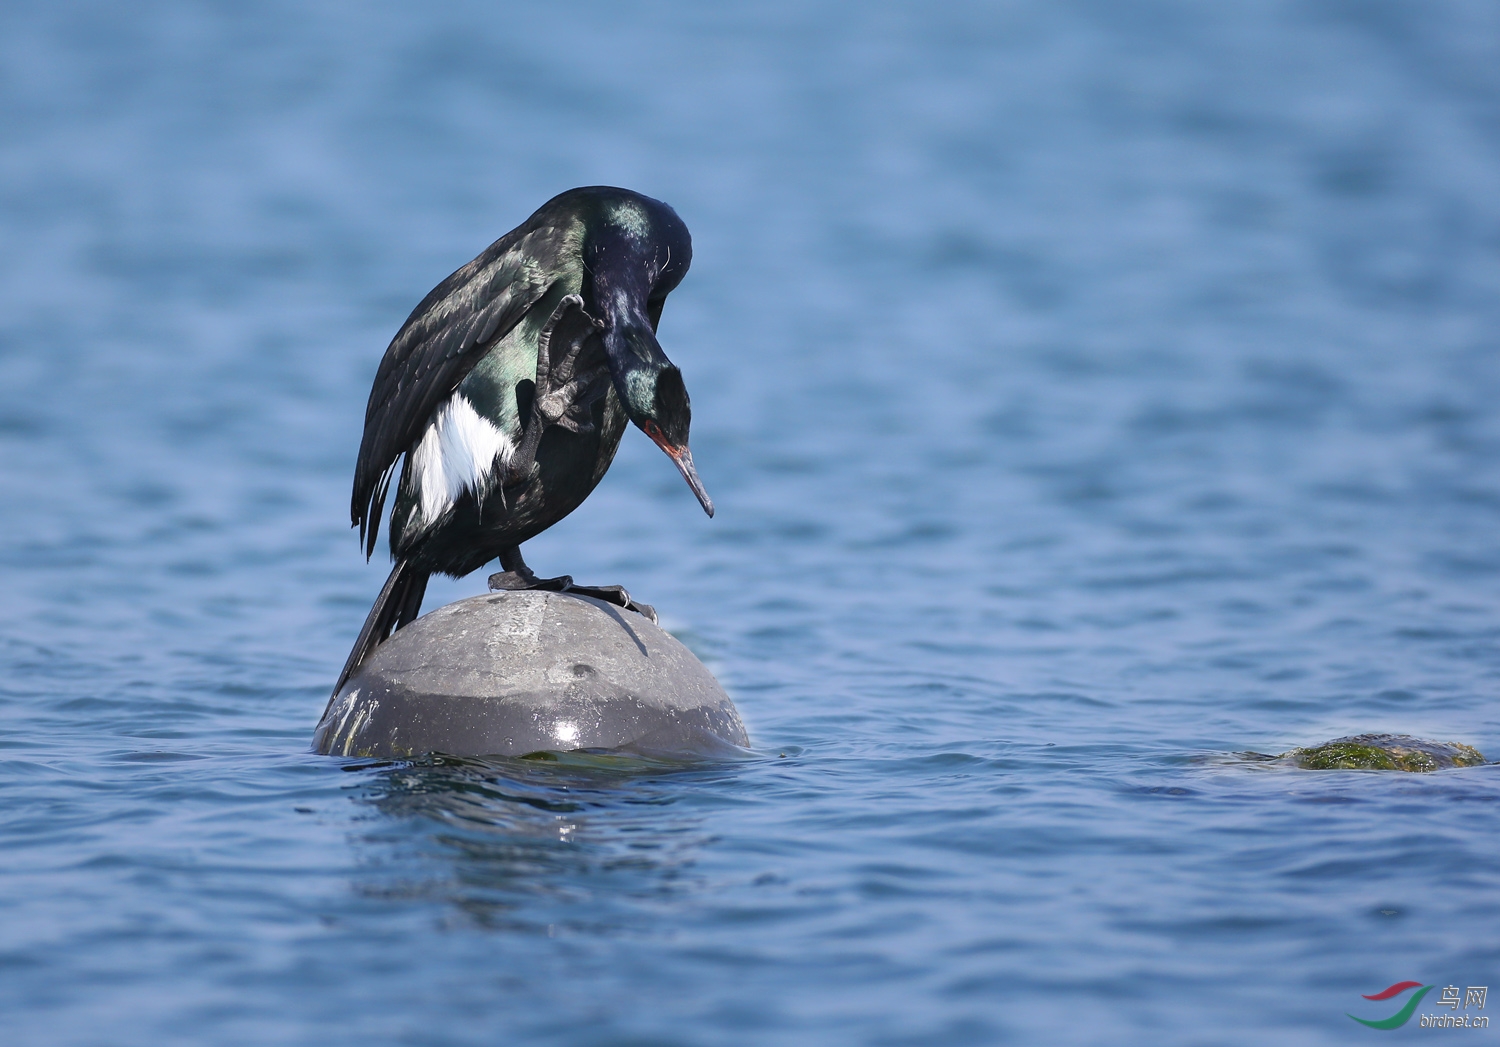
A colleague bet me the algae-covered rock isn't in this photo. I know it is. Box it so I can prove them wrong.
[1284,734,1485,772]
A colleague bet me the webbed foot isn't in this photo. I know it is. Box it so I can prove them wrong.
[564,583,657,625]
[487,570,657,623]
[487,566,571,592]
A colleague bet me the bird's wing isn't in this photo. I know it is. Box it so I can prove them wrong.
[351,224,568,556]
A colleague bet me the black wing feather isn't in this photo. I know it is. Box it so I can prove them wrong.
[351,222,570,555]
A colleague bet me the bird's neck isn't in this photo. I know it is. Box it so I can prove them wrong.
[584,252,668,394]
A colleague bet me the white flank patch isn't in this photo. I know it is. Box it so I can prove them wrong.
[410,393,515,528]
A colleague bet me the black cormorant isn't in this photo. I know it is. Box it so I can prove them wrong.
[332,186,713,696]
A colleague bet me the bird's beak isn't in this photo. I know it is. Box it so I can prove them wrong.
[646,430,714,517]
[673,447,715,517]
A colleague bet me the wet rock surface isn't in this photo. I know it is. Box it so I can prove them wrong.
[313,590,749,759]
[1245,734,1487,772]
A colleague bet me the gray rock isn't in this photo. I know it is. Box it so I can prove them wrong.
[313,590,748,759]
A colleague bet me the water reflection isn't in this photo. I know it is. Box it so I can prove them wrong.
[349,753,734,934]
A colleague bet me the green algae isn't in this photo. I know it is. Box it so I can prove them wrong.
[1283,734,1485,772]
[1293,742,1426,772]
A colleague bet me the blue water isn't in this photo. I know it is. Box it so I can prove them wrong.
[4,1,1500,1043]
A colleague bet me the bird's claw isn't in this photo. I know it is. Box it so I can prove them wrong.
[534,371,607,433]
[502,295,609,484]
[563,583,658,623]
[486,572,657,622]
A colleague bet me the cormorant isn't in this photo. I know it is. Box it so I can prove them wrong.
[332,187,713,697]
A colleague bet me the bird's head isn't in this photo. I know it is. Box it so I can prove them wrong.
[576,188,713,517]
[615,356,711,517]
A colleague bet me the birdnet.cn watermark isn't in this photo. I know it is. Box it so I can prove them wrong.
[1348,982,1489,1030]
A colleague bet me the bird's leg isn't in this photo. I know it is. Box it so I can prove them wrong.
[499,295,609,490]
[487,546,658,624]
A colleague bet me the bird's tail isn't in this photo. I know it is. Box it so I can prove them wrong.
[328,558,430,701]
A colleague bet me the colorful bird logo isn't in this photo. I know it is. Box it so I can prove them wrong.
[1348,982,1433,1029]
